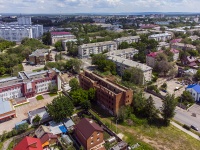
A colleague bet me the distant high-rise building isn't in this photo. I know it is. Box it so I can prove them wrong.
[17,16,32,25]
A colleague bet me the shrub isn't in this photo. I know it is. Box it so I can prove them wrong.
[183,124,190,130]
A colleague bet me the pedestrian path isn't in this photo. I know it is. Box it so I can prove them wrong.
[171,121,200,141]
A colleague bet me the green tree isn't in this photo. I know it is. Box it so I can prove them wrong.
[42,32,51,45]
[145,96,157,121]
[46,95,74,122]
[68,58,82,74]
[161,94,177,125]
[88,88,96,101]
[69,88,88,106]
[118,41,129,49]
[69,78,80,91]
[118,106,132,122]
[195,69,200,81]
[122,67,144,85]
[49,83,58,94]
[32,114,41,126]
[180,91,194,104]
[54,41,63,52]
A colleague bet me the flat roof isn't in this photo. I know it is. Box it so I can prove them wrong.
[106,48,138,56]
[107,55,152,72]
[0,98,14,115]
[114,36,140,41]
[79,41,116,48]
[149,33,171,38]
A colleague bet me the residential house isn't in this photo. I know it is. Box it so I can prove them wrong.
[186,84,200,102]
[171,43,196,51]
[157,42,170,50]
[181,56,197,67]
[170,49,180,61]
[14,136,43,150]
[146,51,163,68]
[35,125,51,138]
[49,121,68,136]
[148,33,172,42]
[78,41,117,58]
[170,38,182,44]
[28,107,51,125]
[40,133,58,148]
[166,28,186,34]
[75,118,104,150]
[189,35,200,41]
[29,49,53,65]
[106,48,139,60]
[108,55,152,82]
[114,36,140,46]
[79,71,133,115]
[0,98,16,123]
[63,118,75,131]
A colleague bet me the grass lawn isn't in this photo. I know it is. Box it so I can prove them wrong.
[0,74,11,79]
[7,140,14,150]
[32,68,44,72]
[36,95,44,100]
[90,105,200,150]
[48,93,58,97]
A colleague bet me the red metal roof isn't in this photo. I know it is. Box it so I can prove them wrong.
[170,38,182,43]
[51,32,71,36]
[75,118,103,140]
[147,51,163,58]
[14,136,43,150]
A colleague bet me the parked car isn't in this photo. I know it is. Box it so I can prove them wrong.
[191,125,199,131]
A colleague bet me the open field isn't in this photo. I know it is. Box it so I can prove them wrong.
[91,105,200,150]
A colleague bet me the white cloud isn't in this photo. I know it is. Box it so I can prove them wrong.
[0,0,200,13]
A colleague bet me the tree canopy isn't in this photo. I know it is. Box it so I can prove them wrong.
[161,94,177,125]
[46,95,74,122]
[69,78,79,91]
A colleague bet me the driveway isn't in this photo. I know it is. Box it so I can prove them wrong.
[0,94,57,134]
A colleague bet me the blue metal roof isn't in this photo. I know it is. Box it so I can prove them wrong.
[187,84,200,93]
[59,125,68,133]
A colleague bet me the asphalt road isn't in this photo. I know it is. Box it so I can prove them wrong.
[144,93,200,133]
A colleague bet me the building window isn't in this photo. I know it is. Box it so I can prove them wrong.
[91,135,93,139]
[91,141,93,145]
[97,138,100,141]
[97,132,100,136]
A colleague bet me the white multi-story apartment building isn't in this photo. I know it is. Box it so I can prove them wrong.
[107,55,152,83]
[148,33,172,42]
[0,17,43,42]
[106,48,138,60]
[17,16,32,25]
[114,36,140,46]
[78,41,117,58]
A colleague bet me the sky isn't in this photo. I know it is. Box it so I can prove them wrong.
[0,0,200,14]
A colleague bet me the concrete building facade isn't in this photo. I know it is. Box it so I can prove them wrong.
[79,71,133,115]
[51,32,75,45]
[78,41,117,58]
[0,69,61,103]
[108,56,152,83]
[148,33,172,42]
[114,36,140,46]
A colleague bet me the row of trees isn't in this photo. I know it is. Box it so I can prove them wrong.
[44,58,82,74]
[91,54,117,75]
[0,38,49,76]
[0,39,16,52]
[46,78,96,123]
[119,92,177,125]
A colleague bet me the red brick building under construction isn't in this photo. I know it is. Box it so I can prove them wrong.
[79,71,133,115]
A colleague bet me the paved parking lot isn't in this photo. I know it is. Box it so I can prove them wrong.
[158,79,187,98]
[0,94,56,134]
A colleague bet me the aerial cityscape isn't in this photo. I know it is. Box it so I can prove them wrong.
[1,1,200,150]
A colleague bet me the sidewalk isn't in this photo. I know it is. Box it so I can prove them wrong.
[171,121,200,141]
